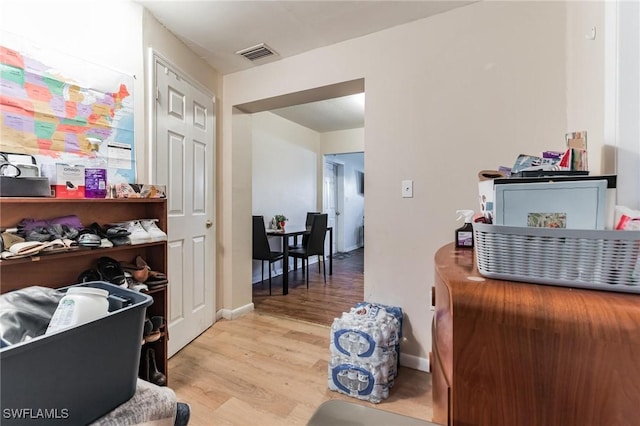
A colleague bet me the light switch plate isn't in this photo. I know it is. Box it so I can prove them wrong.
[402,180,413,198]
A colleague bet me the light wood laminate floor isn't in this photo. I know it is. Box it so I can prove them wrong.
[169,312,433,425]
[169,249,433,425]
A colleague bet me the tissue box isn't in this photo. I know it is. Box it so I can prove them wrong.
[0,282,152,425]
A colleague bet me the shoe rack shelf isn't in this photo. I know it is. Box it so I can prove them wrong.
[0,197,169,384]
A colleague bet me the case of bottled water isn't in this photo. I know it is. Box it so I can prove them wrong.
[327,302,402,403]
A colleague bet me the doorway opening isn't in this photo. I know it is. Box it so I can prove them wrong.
[324,152,365,258]
[242,80,366,325]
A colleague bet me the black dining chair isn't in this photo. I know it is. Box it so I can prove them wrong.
[289,212,321,253]
[305,211,321,229]
[289,213,328,288]
[252,215,284,295]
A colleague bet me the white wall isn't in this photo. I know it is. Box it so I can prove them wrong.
[252,112,320,228]
[321,128,365,155]
[142,8,220,183]
[566,1,606,175]
[222,1,573,370]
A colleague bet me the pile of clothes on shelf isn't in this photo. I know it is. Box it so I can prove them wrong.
[1,215,167,259]
[0,214,169,292]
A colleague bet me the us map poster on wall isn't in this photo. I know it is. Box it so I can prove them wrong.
[0,31,136,183]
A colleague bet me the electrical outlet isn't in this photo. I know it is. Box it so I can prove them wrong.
[402,180,413,198]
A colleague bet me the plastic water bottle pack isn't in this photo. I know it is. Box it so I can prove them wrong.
[327,302,402,403]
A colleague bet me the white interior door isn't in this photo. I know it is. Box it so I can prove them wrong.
[153,56,215,357]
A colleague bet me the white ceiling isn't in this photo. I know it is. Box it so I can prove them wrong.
[268,93,365,133]
[136,0,473,132]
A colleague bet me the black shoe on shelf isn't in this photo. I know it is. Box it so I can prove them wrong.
[97,256,127,287]
[86,222,108,239]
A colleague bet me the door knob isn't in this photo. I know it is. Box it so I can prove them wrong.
[206,220,213,229]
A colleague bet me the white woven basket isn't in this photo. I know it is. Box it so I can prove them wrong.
[473,223,640,294]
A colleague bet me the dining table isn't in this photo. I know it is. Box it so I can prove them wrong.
[266,225,333,295]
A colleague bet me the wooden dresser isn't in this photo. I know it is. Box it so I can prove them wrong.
[432,243,640,426]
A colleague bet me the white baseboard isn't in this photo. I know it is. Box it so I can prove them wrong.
[400,352,430,373]
[217,303,254,320]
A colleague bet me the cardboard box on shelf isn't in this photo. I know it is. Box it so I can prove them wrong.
[50,164,85,198]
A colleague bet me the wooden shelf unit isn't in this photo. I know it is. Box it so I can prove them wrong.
[0,197,169,384]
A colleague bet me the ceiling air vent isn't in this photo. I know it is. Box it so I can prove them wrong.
[235,43,277,62]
